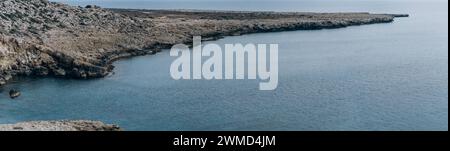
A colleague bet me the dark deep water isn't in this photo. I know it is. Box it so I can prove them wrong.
[0,0,448,130]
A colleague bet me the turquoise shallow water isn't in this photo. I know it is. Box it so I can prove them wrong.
[0,0,448,130]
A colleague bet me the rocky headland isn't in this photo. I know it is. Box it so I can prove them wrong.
[0,0,410,131]
[0,120,121,131]
[0,0,408,86]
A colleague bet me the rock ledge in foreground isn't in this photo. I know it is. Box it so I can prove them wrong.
[0,120,122,131]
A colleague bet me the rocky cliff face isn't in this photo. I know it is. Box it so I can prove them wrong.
[1,0,152,85]
[0,0,403,86]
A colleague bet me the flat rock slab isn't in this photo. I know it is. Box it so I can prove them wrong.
[0,120,122,131]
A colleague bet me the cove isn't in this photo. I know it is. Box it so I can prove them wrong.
[0,0,448,131]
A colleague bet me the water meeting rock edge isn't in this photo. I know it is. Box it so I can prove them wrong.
[0,0,408,130]
[0,0,408,86]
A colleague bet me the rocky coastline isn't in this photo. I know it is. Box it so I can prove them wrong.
[0,0,408,87]
[0,0,410,131]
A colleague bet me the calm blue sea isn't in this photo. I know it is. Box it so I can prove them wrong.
[0,0,448,130]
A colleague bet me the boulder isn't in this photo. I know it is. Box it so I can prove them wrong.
[9,89,21,99]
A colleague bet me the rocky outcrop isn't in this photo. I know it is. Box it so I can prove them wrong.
[0,120,122,131]
[9,89,20,98]
[0,0,407,86]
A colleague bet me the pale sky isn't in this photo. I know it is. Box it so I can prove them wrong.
[49,0,447,12]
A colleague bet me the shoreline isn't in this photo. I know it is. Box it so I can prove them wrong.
[0,0,407,88]
[0,0,408,130]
